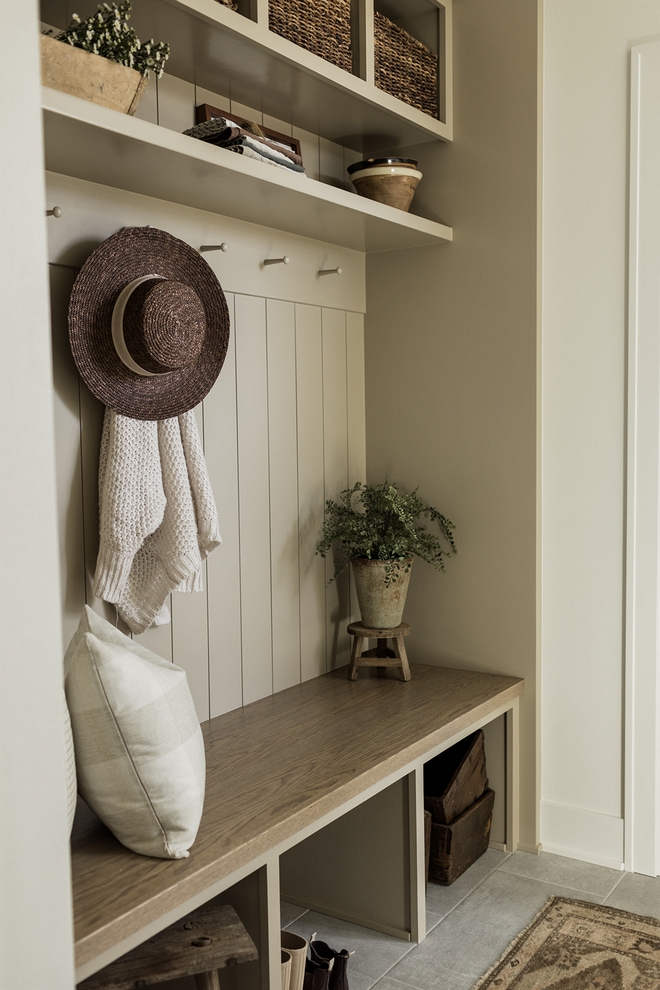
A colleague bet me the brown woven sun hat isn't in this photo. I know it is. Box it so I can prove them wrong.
[68,226,230,420]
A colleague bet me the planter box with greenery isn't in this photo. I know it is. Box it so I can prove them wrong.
[41,2,170,116]
[316,481,456,629]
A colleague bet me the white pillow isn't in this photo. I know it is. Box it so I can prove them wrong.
[64,606,205,859]
[63,688,77,834]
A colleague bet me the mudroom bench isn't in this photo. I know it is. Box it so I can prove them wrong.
[71,663,524,987]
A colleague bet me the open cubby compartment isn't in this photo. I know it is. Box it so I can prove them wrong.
[280,775,419,942]
[373,0,447,122]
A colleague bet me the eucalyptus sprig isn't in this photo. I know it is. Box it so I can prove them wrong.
[315,481,456,584]
[58,2,170,79]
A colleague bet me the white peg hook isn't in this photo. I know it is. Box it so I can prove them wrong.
[46,206,63,218]
[199,243,229,253]
[318,266,343,276]
[263,256,290,266]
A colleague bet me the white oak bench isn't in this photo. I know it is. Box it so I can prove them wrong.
[71,664,523,987]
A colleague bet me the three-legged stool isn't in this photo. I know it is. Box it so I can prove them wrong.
[347,621,412,681]
[77,902,258,990]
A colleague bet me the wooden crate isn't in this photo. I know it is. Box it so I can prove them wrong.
[428,788,495,886]
[423,729,488,825]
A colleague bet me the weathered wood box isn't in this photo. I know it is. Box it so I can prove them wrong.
[427,789,495,885]
[424,730,493,885]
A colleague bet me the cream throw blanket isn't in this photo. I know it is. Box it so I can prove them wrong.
[93,409,221,634]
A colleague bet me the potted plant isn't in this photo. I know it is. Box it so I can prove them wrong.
[316,481,456,628]
[41,1,170,116]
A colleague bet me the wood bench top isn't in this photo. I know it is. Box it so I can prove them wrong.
[70,663,523,975]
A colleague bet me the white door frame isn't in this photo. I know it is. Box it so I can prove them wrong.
[625,40,660,876]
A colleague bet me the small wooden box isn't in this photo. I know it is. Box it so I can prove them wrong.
[428,788,495,886]
[424,729,488,825]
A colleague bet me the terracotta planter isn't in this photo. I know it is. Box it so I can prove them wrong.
[40,35,147,115]
[351,557,413,628]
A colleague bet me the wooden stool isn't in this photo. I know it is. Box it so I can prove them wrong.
[347,621,412,681]
[77,902,258,990]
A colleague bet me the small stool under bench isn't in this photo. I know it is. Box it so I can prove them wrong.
[71,664,523,990]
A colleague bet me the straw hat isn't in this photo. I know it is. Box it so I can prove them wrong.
[68,226,230,420]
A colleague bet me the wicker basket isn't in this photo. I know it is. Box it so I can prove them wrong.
[269,0,353,74]
[374,10,438,118]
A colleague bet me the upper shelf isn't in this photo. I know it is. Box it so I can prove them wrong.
[42,88,453,253]
[40,0,452,153]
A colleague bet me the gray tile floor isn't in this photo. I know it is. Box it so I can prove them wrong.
[283,850,660,990]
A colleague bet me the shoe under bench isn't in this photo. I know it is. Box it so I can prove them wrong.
[70,663,524,987]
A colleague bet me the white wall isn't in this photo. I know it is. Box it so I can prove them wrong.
[0,2,76,987]
[541,0,660,869]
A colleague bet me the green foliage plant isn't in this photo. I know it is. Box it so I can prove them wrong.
[316,481,456,586]
[58,2,170,79]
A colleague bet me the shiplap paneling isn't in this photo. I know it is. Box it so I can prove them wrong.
[346,311,367,625]
[295,304,328,681]
[170,404,211,722]
[205,293,244,718]
[48,178,366,719]
[322,308,351,669]
[235,294,274,704]
[267,299,302,693]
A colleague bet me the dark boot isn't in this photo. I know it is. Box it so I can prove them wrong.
[309,937,350,990]
[303,958,333,990]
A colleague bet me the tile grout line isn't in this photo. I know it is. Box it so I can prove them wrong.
[601,870,628,901]
[495,866,618,900]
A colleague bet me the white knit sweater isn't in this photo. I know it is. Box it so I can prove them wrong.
[93,409,221,634]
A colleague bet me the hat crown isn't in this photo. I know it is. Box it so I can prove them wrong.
[123,279,207,374]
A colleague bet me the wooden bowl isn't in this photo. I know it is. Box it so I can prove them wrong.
[349,165,423,212]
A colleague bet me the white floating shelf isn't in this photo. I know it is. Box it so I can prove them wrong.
[40,0,452,152]
[42,89,453,253]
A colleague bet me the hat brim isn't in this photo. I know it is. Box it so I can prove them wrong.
[68,227,230,420]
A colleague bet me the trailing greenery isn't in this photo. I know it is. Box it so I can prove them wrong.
[316,481,456,585]
[58,2,170,79]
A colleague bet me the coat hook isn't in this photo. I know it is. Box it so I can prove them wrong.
[263,256,290,266]
[318,267,343,276]
[46,206,62,218]
[200,243,229,253]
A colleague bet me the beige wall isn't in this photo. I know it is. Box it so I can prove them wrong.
[365,0,540,850]
[541,1,660,868]
[0,1,75,987]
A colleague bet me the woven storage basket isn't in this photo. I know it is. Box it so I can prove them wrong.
[374,10,438,118]
[269,0,353,74]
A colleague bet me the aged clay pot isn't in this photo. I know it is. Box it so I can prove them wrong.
[41,35,147,115]
[351,557,413,628]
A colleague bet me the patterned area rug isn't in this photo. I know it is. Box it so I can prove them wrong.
[473,896,660,989]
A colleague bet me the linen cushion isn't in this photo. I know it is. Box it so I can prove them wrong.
[64,606,205,859]
[63,688,77,833]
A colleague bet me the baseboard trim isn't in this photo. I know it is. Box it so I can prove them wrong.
[517,842,542,855]
[540,800,624,870]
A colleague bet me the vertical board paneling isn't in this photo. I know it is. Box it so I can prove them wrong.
[51,245,364,714]
[50,265,86,652]
[235,294,273,704]
[296,305,327,680]
[267,300,302,692]
[322,309,350,669]
[347,312,367,486]
[79,362,119,630]
[171,403,211,720]
[346,311,367,625]
[205,294,244,717]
